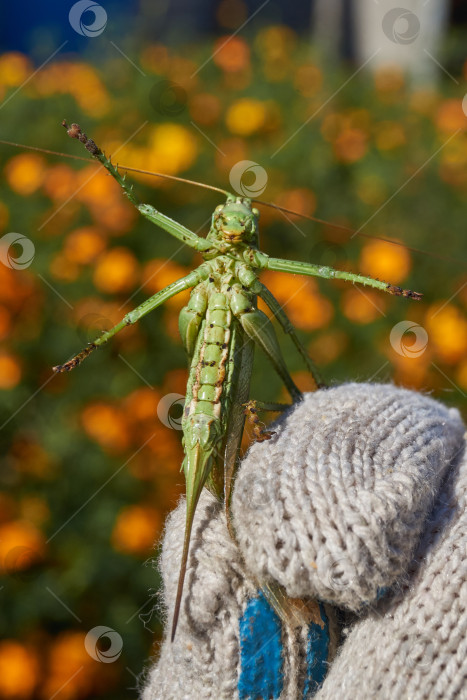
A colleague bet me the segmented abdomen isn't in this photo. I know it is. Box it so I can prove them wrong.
[187,291,231,420]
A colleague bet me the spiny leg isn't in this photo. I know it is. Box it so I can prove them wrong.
[257,254,422,299]
[237,308,302,403]
[63,122,212,253]
[258,283,325,390]
[243,399,291,441]
[54,267,208,372]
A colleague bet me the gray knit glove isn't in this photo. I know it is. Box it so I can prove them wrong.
[141,383,466,700]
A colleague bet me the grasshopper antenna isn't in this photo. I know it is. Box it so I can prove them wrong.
[0,133,463,265]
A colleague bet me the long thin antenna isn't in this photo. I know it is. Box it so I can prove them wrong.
[0,138,229,196]
[0,137,462,264]
[252,199,460,264]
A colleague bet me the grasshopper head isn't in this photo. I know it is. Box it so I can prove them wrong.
[211,195,260,245]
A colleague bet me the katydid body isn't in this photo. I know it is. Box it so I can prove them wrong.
[55,123,421,641]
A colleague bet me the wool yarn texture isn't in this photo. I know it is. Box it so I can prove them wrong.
[141,383,466,700]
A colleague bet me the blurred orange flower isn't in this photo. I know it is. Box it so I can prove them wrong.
[42,631,114,700]
[189,93,222,127]
[359,239,411,284]
[308,330,348,365]
[50,252,81,282]
[294,64,322,98]
[260,271,333,331]
[93,248,139,294]
[0,520,46,573]
[436,99,466,134]
[333,128,368,163]
[111,505,161,554]
[226,98,267,135]
[373,67,405,98]
[5,154,46,195]
[341,287,387,324]
[123,387,161,424]
[9,438,54,479]
[0,641,40,699]
[81,402,131,453]
[0,353,21,389]
[142,258,191,309]
[42,164,79,202]
[425,303,467,364]
[213,36,250,73]
[64,227,107,265]
[140,44,170,74]
[275,189,317,219]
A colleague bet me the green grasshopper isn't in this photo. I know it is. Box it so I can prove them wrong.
[53,122,421,641]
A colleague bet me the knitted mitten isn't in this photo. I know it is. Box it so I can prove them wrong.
[141,383,465,700]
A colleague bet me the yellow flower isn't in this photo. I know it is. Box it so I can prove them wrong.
[0,53,32,86]
[0,641,39,699]
[147,124,198,175]
[359,239,411,285]
[226,98,267,135]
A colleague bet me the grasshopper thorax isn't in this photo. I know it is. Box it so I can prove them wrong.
[209,194,260,247]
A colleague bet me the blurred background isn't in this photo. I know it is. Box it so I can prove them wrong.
[0,0,466,698]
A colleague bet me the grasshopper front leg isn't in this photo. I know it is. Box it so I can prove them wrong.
[54,266,209,372]
[63,122,212,253]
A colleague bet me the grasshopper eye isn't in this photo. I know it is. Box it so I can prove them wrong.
[215,205,223,214]
[252,208,260,219]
